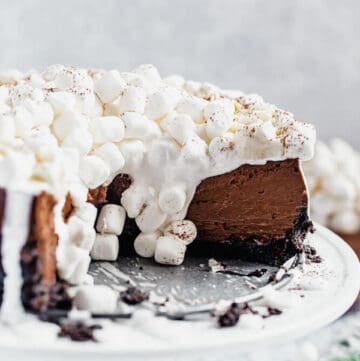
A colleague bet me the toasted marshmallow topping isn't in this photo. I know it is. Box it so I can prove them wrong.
[304,139,360,233]
[0,64,315,284]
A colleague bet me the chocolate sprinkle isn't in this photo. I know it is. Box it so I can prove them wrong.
[58,321,102,342]
[120,287,149,305]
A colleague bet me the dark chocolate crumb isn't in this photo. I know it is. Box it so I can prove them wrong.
[304,245,322,263]
[216,267,267,278]
[217,303,241,327]
[264,307,282,318]
[217,302,256,327]
[246,268,267,277]
[58,321,102,342]
[120,287,149,305]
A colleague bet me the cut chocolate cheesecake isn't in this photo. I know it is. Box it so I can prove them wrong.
[0,64,316,317]
[187,159,312,264]
[91,159,312,266]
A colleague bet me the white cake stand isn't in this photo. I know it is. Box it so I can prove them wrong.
[0,224,359,361]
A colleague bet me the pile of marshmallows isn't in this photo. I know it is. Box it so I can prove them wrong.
[304,139,360,234]
[0,64,315,286]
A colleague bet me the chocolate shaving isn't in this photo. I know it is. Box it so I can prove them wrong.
[216,267,268,278]
[120,287,149,305]
[217,302,256,327]
[304,245,322,263]
[217,303,241,327]
[58,320,102,342]
[264,307,282,318]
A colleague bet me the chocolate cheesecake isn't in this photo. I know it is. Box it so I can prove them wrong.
[0,64,316,317]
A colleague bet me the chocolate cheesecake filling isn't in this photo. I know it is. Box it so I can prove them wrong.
[187,159,313,264]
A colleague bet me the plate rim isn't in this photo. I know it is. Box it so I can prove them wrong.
[0,223,359,358]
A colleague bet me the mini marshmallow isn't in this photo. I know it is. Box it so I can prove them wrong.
[122,112,161,139]
[167,113,196,145]
[94,70,126,103]
[25,129,59,161]
[118,140,145,172]
[91,233,119,261]
[89,116,125,144]
[181,134,208,164]
[24,101,54,127]
[0,151,35,186]
[133,64,161,94]
[13,105,34,137]
[76,91,103,117]
[204,98,234,139]
[284,123,316,161]
[121,185,145,218]
[250,102,276,122]
[79,155,110,189]
[53,111,88,141]
[254,120,277,140]
[68,216,96,251]
[46,91,76,115]
[163,220,197,245]
[54,67,93,90]
[62,128,93,156]
[116,86,146,113]
[96,204,126,235]
[154,236,187,265]
[145,89,178,120]
[93,142,125,174]
[176,96,206,123]
[134,231,161,258]
[120,71,147,88]
[74,285,118,313]
[209,133,236,159]
[136,204,167,233]
[158,186,186,215]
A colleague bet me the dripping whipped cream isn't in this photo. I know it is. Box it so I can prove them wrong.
[0,191,33,323]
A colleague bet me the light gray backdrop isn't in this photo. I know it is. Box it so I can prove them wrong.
[0,0,359,145]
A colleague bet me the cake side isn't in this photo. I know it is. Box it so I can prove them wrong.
[21,191,59,312]
[0,189,69,313]
[87,159,313,265]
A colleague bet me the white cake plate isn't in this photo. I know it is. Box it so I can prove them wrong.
[0,224,359,361]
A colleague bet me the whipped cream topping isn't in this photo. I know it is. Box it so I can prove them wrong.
[304,139,360,233]
[0,64,316,286]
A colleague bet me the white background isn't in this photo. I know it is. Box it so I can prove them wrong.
[0,0,359,145]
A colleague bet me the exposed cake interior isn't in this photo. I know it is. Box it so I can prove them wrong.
[0,64,315,317]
